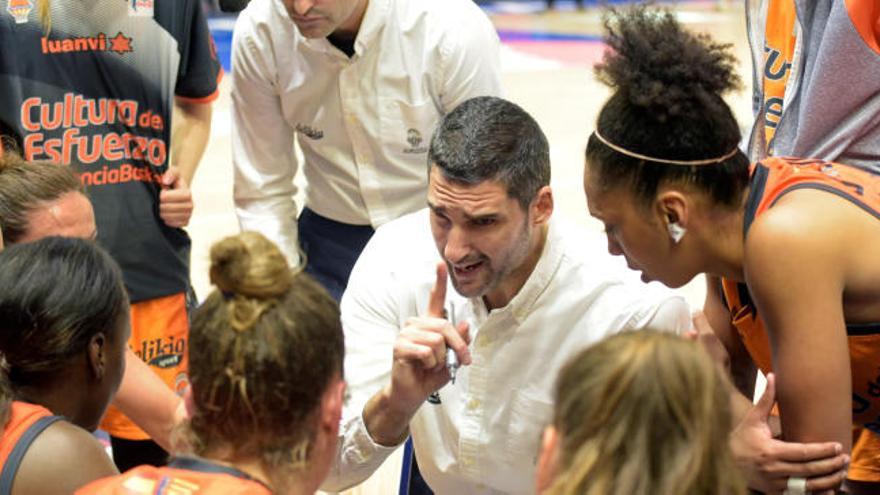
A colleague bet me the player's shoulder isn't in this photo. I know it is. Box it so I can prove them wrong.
[20,420,118,494]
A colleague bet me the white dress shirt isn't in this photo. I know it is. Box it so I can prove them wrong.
[324,209,692,494]
[230,0,502,262]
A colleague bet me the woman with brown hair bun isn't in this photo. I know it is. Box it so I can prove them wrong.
[536,331,746,495]
[80,231,346,494]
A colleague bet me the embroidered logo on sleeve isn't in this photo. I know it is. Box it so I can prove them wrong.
[295,123,324,140]
[6,0,33,24]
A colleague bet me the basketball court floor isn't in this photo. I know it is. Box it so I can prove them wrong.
[187,2,754,492]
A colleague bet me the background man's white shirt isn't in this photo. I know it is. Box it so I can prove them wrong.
[231,0,502,262]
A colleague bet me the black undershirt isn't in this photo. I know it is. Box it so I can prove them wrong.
[327,34,356,57]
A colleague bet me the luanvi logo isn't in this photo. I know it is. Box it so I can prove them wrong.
[295,123,324,140]
[40,32,133,55]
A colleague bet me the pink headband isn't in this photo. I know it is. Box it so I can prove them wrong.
[592,130,739,166]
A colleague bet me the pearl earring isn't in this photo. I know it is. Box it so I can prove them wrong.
[667,222,686,244]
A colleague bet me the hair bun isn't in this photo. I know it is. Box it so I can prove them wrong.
[596,5,741,122]
[0,148,24,171]
[209,232,292,300]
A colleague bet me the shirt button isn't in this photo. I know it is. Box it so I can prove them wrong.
[467,398,481,410]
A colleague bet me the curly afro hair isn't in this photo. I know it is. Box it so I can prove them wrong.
[586,5,750,208]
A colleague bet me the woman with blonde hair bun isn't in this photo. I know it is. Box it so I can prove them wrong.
[536,331,746,495]
[80,231,346,494]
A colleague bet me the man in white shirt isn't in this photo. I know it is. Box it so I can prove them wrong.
[323,96,692,494]
[231,0,502,300]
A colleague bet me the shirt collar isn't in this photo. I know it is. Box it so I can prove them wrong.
[354,0,390,54]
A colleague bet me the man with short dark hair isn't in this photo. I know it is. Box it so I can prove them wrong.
[323,96,692,493]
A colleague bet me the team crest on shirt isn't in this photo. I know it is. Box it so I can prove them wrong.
[128,0,154,17]
[6,0,33,24]
[403,128,427,154]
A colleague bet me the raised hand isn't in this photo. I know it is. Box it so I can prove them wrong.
[387,262,471,413]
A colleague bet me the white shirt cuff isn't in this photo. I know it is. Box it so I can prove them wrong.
[322,410,402,492]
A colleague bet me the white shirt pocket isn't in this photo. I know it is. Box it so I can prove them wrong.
[499,390,554,492]
[379,98,438,160]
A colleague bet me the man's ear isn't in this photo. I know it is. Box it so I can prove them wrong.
[654,189,689,228]
[87,332,107,382]
[535,425,561,494]
[531,186,554,225]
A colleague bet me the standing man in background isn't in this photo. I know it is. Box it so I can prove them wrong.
[0,0,221,470]
[231,0,502,301]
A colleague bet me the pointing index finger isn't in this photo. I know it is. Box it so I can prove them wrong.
[427,262,448,318]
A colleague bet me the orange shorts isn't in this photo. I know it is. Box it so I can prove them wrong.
[100,292,190,440]
[849,428,880,482]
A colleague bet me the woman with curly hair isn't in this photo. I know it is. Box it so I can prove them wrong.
[582,5,874,494]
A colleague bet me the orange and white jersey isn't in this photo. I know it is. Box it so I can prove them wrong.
[724,156,880,426]
[721,156,880,480]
